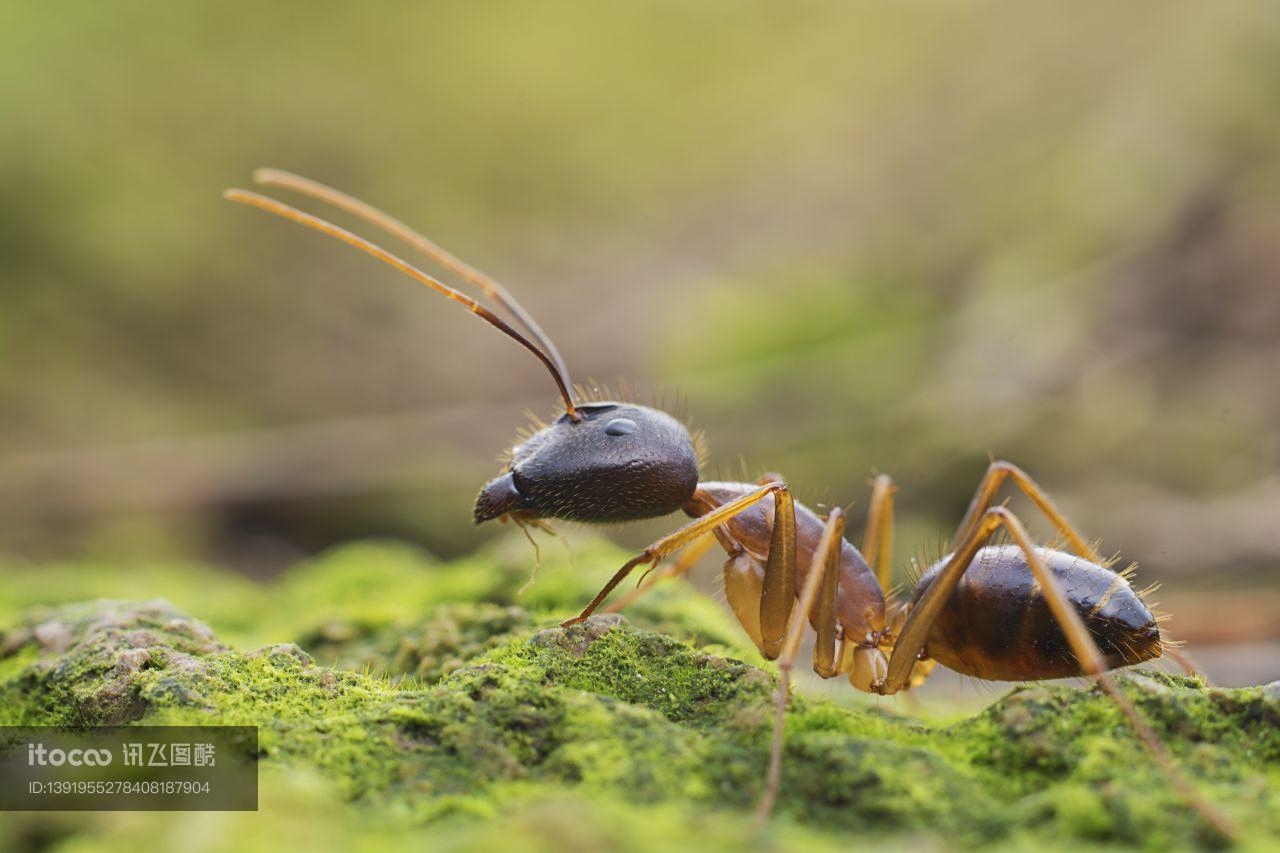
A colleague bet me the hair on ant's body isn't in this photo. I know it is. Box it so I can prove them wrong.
[225,170,1235,840]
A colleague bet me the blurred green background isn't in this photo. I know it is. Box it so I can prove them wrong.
[2,3,1278,680]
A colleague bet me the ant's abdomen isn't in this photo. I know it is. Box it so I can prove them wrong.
[910,545,1163,681]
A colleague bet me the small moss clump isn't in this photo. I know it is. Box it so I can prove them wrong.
[0,539,1277,851]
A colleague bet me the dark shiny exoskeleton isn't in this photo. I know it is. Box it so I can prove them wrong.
[912,545,1162,681]
[476,403,699,524]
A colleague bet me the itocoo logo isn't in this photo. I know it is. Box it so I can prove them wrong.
[27,743,113,766]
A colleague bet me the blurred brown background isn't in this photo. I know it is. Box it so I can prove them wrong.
[1,3,1277,682]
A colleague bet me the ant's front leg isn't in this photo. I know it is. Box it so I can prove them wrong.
[606,468,819,614]
[561,481,794,627]
[602,533,717,614]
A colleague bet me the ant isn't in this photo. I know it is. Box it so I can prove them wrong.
[225,170,1235,840]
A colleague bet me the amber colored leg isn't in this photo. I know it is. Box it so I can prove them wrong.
[1160,645,1207,680]
[951,460,1097,558]
[889,506,1107,690]
[886,507,1236,842]
[561,481,792,627]
[755,507,845,825]
[758,488,797,659]
[602,533,717,614]
[862,474,897,591]
[812,513,846,679]
[953,459,1206,680]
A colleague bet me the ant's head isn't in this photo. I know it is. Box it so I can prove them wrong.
[223,171,701,525]
[475,402,700,524]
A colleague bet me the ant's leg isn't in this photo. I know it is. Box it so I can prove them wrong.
[756,507,846,824]
[758,487,797,658]
[954,460,1207,679]
[562,481,793,627]
[812,511,846,679]
[952,459,1098,558]
[888,506,1109,691]
[1160,645,1207,681]
[885,507,1236,841]
[862,474,897,590]
[602,532,717,614]
[859,474,941,688]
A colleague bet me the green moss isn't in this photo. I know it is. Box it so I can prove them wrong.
[299,602,533,683]
[1,540,1278,851]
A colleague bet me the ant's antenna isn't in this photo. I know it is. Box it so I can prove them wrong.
[223,188,580,420]
[251,169,575,402]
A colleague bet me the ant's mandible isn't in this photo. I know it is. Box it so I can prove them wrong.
[224,170,1235,840]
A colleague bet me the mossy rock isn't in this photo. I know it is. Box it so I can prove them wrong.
[0,539,1277,851]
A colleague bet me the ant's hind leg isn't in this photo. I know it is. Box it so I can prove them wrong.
[953,460,1207,679]
[888,506,1111,691]
[952,460,1098,558]
[885,506,1236,841]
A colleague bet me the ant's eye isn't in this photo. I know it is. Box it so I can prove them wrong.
[604,417,638,437]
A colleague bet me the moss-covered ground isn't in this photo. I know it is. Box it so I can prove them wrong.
[0,538,1277,852]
